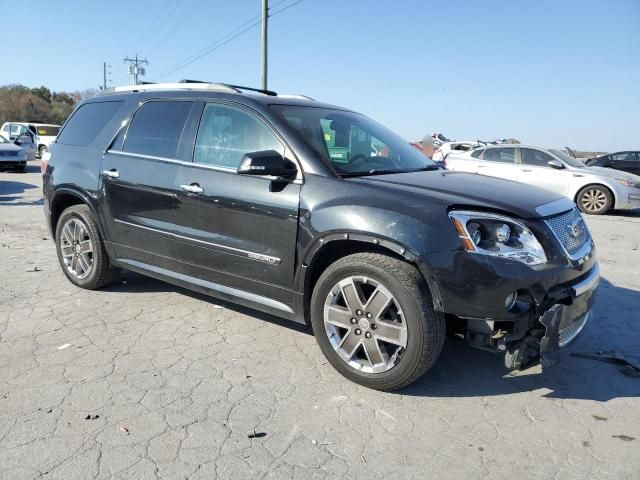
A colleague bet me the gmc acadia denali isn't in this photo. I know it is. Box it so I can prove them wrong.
[43,82,599,390]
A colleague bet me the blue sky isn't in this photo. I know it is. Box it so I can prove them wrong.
[1,0,638,151]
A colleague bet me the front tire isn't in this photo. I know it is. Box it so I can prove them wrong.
[55,205,118,289]
[310,253,445,391]
[576,185,612,215]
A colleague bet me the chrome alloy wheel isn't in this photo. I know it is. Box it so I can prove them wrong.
[323,276,408,374]
[581,189,607,213]
[59,218,94,279]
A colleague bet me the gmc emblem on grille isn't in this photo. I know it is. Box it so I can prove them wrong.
[567,219,585,238]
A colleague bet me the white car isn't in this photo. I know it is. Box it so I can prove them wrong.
[0,135,28,171]
[445,144,640,215]
[433,141,481,162]
[0,122,60,158]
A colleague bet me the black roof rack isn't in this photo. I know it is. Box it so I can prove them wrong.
[178,79,277,96]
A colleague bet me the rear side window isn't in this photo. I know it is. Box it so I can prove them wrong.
[57,101,123,147]
[471,149,484,159]
[483,148,515,163]
[124,101,193,159]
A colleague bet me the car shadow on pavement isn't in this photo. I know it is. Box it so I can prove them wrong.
[403,277,640,402]
[103,271,312,335]
[0,179,38,197]
[103,272,638,401]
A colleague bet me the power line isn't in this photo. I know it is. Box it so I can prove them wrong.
[135,0,179,54]
[139,0,186,55]
[153,0,300,81]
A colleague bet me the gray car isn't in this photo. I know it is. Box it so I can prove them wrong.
[0,135,28,171]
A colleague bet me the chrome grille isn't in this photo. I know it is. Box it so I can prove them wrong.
[544,208,591,259]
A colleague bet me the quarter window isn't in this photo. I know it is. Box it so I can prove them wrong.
[483,148,515,163]
[57,101,123,147]
[194,103,282,169]
[123,101,193,158]
[520,148,554,167]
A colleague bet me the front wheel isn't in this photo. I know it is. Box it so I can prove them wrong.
[310,253,445,391]
[577,185,612,215]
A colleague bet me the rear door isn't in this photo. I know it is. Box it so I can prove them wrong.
[174,101,301,310]
[100,99,194,270]
[480,147,519,181]
[517,148,570,196]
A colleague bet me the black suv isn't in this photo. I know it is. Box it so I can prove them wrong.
[43,82,599,390]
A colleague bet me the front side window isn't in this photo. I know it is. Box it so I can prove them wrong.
[271,105,437,176]
[57,101,123,147]
[123,101,193,158]
[194,103,282,169]
[483,148,515,163]
[611,152,634,161]
[520,148,554,167]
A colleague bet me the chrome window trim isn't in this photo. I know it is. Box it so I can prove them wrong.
[114,218,282,265]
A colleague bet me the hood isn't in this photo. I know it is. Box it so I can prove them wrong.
[583,165,640,182]
[351,170,569,219]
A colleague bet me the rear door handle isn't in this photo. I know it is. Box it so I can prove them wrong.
[102,169,120,178]
[180,183,204,194]
[521,169,531,172]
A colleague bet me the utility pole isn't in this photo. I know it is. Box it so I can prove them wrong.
[103,62,107,90]
[261,0,268,90]
[123,54,149,85]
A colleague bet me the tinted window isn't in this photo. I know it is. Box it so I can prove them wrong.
[471,148,484,159]
[611,152,635,161]
[483,148,515,163]
[57,102,123,147]
[520,148,554,167]
[124,101,193,158]
[194,103,282,169]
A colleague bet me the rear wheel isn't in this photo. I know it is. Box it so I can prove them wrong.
[577,185,612,215]
[310,253,445,391]
[55,205,118,289]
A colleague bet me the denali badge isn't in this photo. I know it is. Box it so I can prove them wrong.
[567,219,585,238]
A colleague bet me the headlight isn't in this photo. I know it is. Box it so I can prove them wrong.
[615,178,639,188]
[449,210,547,266]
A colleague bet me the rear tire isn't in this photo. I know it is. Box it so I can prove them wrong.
[55,205,119,289]
[310,252,445,391]
[576,185,612,215]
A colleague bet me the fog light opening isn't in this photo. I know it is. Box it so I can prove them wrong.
[505,291,518,311]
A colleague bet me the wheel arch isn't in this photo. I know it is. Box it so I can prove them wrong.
[50,188,100,237]
[298,233,444,325]
[574,182,618,209]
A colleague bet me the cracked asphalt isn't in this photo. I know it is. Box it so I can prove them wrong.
[1,164,639,479]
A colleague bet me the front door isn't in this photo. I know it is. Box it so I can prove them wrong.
[174,102,301,310]
[480,146,519,181]
[100,99,195,270]
[517,148,570,196]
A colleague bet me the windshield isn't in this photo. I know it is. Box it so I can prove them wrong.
[549,149,585,167]
[270,105,438,176]
[30,125,60,136]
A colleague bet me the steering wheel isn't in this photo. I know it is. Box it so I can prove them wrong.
[348,153,369,168]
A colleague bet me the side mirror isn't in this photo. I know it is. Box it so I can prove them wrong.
[547,159,564,169]
[237,150,297,178]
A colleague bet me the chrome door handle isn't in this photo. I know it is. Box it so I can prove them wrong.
[521,169,531,172]
[180,183,204,194]
[477,165,486,168]
[102,169,120,178]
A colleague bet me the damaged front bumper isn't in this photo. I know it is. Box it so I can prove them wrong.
[538,262,599,368]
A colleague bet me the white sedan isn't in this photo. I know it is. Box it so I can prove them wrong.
[445,145,640,215]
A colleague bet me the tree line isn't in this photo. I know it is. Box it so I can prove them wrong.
[0,84,98,127]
